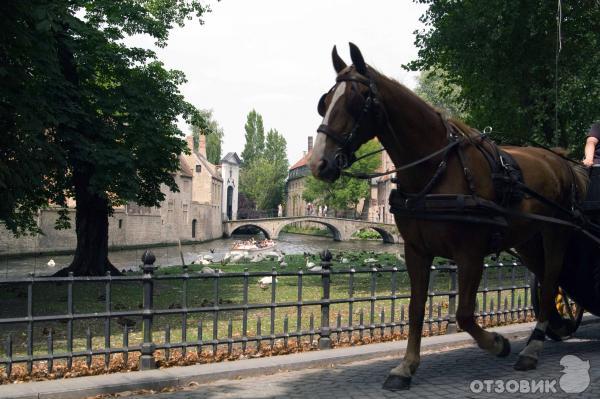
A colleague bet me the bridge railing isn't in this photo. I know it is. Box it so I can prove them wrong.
[0,251,532,379]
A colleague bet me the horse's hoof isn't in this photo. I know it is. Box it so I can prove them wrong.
[514,355,537,371]
[495,334,511,358]
[383,375,411,391]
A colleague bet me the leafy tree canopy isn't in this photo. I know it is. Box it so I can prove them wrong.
[407,0,600,153]
[239,158,287,211]
[191,109,224,164]
[264,129,288,168]
[0,1,208,274]
[414,68,468,121]
[303,139,381,214]
[239,114,288,211]
[241,109,265,165]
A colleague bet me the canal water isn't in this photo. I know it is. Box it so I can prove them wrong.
[0,233,404,278]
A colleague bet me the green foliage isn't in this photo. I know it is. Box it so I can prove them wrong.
[264,129,288,168]
[239,157,287,211]
[0,1,208,236]
[239,113,288,210]
[281,224,331,237]
[191,109,224,164]
[408,0,600,153]
[303,139,381,213]
[351,229,383,240]
[241,109,265,165]
[415,69,468,120]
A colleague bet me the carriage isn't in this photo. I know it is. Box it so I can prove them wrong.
[530,165,600,340]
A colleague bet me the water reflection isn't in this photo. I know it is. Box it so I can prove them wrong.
[0,233,404,278]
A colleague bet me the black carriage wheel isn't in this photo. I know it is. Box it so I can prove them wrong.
[530,276,584,341]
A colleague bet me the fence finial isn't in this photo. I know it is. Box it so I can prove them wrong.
[141,250,156,274]
[320,249,332,270]
[142,250,156,266]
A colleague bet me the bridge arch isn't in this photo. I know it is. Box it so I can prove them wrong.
[230,224,272,239]
[351,226,397,244]
[273,219,342,241]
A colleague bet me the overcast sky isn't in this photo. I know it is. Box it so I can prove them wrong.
[129,0,427,164]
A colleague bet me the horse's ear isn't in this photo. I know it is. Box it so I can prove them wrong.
[332,45,346,73]
[349,42,367,74]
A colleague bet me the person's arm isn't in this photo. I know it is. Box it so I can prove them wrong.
[583,136,598,167]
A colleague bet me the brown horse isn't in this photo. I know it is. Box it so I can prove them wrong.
[309,43,589,391]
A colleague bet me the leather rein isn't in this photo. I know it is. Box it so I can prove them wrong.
[316,69,600,245]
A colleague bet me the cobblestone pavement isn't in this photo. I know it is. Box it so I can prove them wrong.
[130,323,600,399]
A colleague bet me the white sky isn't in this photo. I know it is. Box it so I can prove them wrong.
[128,0,427,164]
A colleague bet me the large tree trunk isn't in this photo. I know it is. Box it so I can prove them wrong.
[53,173,121,276]
[52,30,121,277]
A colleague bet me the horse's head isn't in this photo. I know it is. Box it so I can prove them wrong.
[309,43,379,182]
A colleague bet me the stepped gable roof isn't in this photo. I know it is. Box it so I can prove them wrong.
[220,152,242,165]
[289,150,312,170]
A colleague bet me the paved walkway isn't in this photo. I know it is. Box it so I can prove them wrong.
[130,323,600,399]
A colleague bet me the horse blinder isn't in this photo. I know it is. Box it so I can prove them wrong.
[317,93,327,117]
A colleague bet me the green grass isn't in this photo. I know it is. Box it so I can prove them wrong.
[0,251,531,360]
[280,225,331,236]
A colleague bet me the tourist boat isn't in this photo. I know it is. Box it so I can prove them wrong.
[231,238,276,252]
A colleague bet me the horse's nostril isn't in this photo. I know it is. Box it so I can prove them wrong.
[318,159,328,172]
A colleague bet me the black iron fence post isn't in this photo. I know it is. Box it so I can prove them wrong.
[446,263,458,333]
[140,250,156,370]
[319,250,332,349]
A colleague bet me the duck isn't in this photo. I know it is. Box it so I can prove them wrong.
[47,259,56,268]
[258,276,278,289]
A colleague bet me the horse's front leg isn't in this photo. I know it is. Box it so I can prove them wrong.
[454,252,512,357]
[383,244,432,391]
[514,229,567,370]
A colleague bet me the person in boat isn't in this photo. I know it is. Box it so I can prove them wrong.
[583,121,600,167]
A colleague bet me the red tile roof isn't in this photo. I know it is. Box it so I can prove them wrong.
[289,150,312,170]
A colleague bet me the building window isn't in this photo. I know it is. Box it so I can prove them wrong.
[192,219,197,238]
[196,165,201,173]
[118,219,123,229]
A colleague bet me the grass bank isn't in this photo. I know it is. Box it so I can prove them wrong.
[280,225,331,237]
[0,251,530,379]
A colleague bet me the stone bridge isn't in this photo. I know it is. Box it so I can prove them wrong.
[223,216,402,243]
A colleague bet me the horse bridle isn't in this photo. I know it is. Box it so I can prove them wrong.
[317,71,381,169]
[316,69,461,178]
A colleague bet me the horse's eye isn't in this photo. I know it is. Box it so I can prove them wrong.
[317,93,327,116]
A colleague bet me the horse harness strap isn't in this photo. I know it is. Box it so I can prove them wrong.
[387,134,600,245]
[318,68,600,244]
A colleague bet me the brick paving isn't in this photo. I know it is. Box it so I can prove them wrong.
[130,323,600,399]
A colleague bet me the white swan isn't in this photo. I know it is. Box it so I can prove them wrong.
[258,276,278,289]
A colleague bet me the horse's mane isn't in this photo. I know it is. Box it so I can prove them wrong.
[369,68,591,201]
[369,68,480,140]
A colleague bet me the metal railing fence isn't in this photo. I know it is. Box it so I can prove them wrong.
[0,250,532,377]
